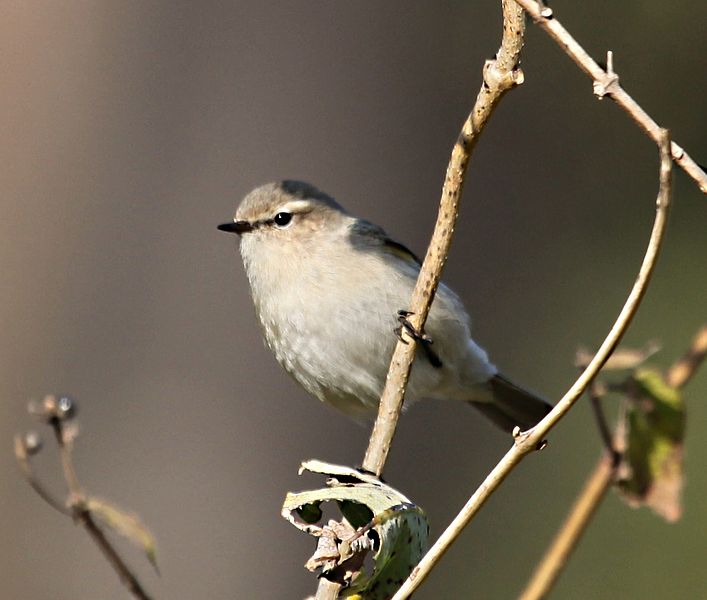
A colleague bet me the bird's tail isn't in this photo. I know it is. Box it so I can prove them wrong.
[469,373,552,433]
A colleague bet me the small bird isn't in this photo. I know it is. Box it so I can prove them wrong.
[219,181,551,432]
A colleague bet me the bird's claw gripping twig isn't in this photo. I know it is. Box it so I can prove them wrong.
[395,310,443,369]
[395,310,433,344]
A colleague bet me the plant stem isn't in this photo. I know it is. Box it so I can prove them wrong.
[517,455,615,600]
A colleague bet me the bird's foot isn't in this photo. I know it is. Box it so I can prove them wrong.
[395,310,433,344]
[394,310,443,368]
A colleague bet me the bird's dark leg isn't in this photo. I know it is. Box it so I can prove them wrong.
[394,310,443,369]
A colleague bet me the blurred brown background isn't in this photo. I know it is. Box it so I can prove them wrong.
[1,2,706,598]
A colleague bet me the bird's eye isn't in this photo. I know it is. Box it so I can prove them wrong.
[273,212,293,228]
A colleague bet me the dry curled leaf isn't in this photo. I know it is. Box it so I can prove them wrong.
[282,460,428,599]
[86,497,159,571]
[617,368,685,522]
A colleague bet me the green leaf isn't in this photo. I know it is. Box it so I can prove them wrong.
[618,368,686,522]
[87,496,159,571]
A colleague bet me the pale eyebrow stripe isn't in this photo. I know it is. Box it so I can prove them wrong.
[279,199,313,213]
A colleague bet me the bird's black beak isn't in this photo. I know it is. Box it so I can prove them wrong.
[217,220,253,235]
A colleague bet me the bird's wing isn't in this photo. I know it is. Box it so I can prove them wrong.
[382,237,422,266]
[349,219,422,266]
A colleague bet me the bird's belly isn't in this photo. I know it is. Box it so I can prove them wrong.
[257,292,397,417]
[256,294,468,418]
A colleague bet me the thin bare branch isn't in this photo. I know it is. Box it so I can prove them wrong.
[392,130,673,599]
[314,579,344,600]
[513,0,707,194]
[76,506,154,600]
[14,433,71,516]
[665,325,707,389]
[53,420,153,600]
[587,383,618,461]
[18,398,154,600]
[362,0,526,478]
[518,455,615,600]
[50,418,83,498]
[59,439,153,598]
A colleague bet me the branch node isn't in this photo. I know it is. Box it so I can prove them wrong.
[483,60,525,91]
[536,0,554,18]
[512,427,545,453]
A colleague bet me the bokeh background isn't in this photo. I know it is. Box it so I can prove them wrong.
[1,2,705,598]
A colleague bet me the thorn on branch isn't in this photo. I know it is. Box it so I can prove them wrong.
[536,0,554,19]
[516,0,707,193]
[594,51,619,99]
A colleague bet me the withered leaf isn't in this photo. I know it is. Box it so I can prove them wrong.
[87,496,159,571]
[283,460,428,599]
[617,368,685,522]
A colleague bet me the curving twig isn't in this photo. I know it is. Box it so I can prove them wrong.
[392,129,673,599]
[514,0,707,194]
[14,433,71,517]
